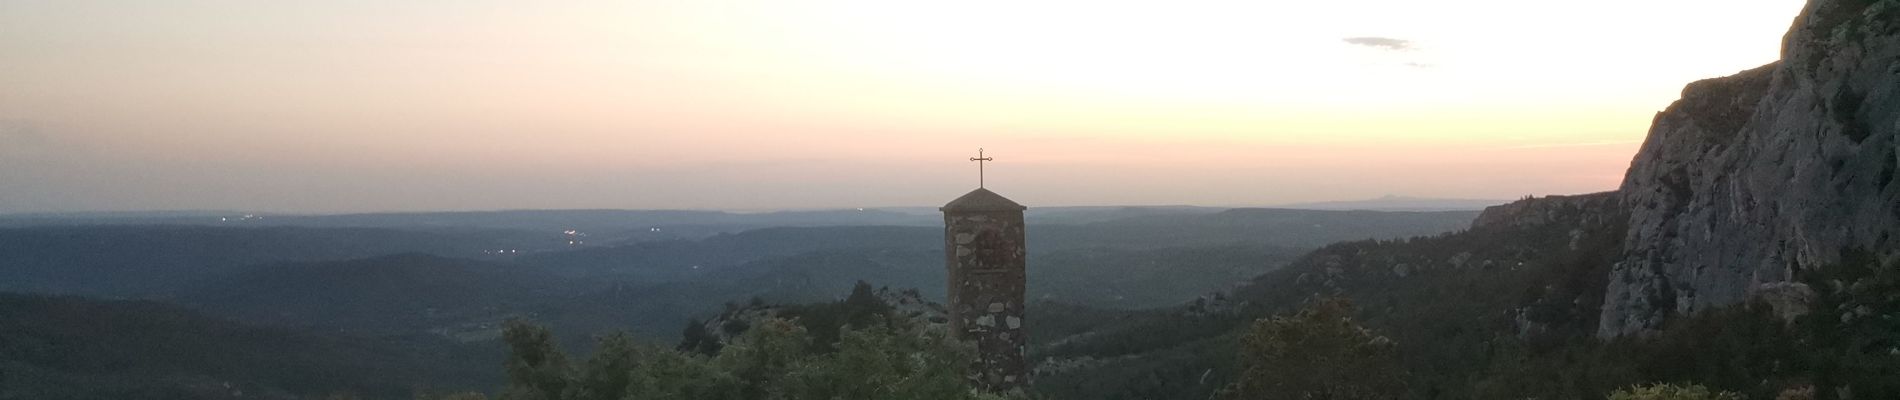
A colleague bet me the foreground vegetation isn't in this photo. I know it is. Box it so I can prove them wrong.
[1029,196,1900,400]
[1211,296,1865,400]
[426,282,1012,400]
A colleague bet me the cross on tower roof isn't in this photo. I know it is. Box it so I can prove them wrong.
[969,148,994,188]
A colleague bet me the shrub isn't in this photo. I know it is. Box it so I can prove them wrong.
[1607,383,1744,400]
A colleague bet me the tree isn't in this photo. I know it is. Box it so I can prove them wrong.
[484,286,1017,400]
[627,349,743,400]
[680,318,722,356]
[1222,297,1407,400]
[498,319,569,400]
[798,280,896,351]
[415,392,490,400]
[779,321,987,400]
[565,332,643,400]
[843,280,886,317]
[1607,383,1744,400]
[713,318,812,399]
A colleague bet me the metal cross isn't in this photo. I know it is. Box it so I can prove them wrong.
[970,148,994,188]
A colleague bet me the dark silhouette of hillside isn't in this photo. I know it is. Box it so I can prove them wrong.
[0,225,556,297]
[178,253,570,336]
[0,293,502,399]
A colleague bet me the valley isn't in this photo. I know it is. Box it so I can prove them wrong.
[0,206,1479,398]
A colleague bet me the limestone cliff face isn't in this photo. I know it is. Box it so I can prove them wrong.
[1600,0,1900,337]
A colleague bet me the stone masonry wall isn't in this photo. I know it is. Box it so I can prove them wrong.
[944,210,1028,392]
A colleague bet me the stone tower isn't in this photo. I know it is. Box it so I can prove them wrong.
[941,187,1028,392]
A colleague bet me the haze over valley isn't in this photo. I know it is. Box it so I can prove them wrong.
[3,0,1897,399]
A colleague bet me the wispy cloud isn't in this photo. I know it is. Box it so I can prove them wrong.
[1342,37,1414,51]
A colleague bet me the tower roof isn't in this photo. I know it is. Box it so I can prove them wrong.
[941,188,1027,212]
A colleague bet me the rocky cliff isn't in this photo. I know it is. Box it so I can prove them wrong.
[1600,0,1900,337]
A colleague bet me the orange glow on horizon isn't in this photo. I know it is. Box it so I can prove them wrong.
[0,0,1804,212]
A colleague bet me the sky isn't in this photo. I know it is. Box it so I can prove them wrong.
[1,0,1806,213]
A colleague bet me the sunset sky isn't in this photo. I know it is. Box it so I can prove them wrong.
[1,0,1805,213]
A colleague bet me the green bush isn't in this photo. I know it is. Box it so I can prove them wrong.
[1222,297,1406,400]
[492,316,1010,400]
[1607,383,1744,400]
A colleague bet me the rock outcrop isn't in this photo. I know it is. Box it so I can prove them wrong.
[682,286,948,350]
[1599,0,1900,337]
[1472,192,1623,231]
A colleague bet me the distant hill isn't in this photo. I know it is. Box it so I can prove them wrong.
[516,208,1473,335]
[0,210,242,222]
[0,225,558,297]
[520,207,1473,285]
[516,225,941,280]
[0,209,940,244]
[1,207,1478,348]
[177,254,569,336]
[2,205,1451,243]
[1033,208,1481,249]
[0,293,500,400]
[1275,195,1508,211]
[1025,206,1226,225]
[528,237,1310,339]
